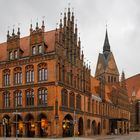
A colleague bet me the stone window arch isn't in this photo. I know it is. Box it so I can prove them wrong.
[61,88,68,107]
[3,69,10,86]
[14,67,22,84]
[38,87,48,105]
[14,90,22,107]
[38,63,48,81]
[25,65,34,83]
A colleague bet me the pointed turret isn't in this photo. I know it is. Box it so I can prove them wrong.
[121,71,127,89]
[103,28,110,53]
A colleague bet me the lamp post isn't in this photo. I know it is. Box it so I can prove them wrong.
[13,110,21,140]
[2,118,8,140]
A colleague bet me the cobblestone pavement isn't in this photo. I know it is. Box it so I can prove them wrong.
[0,132,140,140]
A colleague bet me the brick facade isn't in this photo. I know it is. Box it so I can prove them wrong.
[0,8,130,138]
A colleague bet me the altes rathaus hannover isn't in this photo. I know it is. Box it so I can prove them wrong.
[0,7,129,137]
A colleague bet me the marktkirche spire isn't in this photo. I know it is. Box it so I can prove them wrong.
[103,28,110,53]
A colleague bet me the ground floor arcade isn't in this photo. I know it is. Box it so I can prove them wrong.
[0,112,129,137]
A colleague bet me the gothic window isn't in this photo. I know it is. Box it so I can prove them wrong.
[88,98,90,112]
[14,50,18,59]
[76,94,81,110]
[25,65,34,83]
[3,91,10,108]
[111,76,113,83]
[3,69,10,86]
[14,67,22,85]
[92,100,94,113]
[14,90,22,107]
[9,51,13,60]
[108,76,110,83]
[32,46,36,55]
[114,77,116,82]
[38,63,48,81]
[38,88,47,105]
[38,45,42,54]
[62,65,65,82]
[87,119,90,129]
[61,88,68,106]
[26,89,34,106]
[69,92,75,108]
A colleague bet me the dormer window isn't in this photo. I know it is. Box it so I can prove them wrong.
[9,51,13,60]
[32,46,36,55]
[14,50,18,59]
[38,45,42,54]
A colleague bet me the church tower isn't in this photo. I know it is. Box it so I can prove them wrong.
[95,29,119,83]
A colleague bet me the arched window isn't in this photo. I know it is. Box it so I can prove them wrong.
[69,92,75,108]
[62,65,65,82]
[3,69,10,86]
[38,63,48,81]
[32,46,36,55]
[92,100,94,113]
[26,89,34,106]
[14,50,18,59]
[3,91,10,108]
[14,90,22,107]
[76,94,81,110]
[88,98,90,112]
[61,88,68,106]
[25,65,34,83]
[14,67,22,85]
[38,88,47,105]
[9,51,13,60]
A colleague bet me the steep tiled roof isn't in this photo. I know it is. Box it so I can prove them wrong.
[0,30,56,61]
[126,74,140,100]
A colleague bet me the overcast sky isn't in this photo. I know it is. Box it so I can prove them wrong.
[0,0,140,78]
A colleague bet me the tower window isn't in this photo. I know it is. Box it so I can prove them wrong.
[38,45,42,54]
[14,50,18,59]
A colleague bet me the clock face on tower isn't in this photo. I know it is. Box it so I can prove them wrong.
[98,63,101,69]
[108,60,115,69]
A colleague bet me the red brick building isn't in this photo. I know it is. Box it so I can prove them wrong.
[0,8,130,137]
[126,74,140,131]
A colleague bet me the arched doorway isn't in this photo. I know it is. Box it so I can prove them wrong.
[97,123,101,135]
[37,113,48,137]
[2,115,11,137]
[78,117,83,136]
[13,115,23,137]
[24,114,35,137]
[62,114,74,137]
[91,120,96,135]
